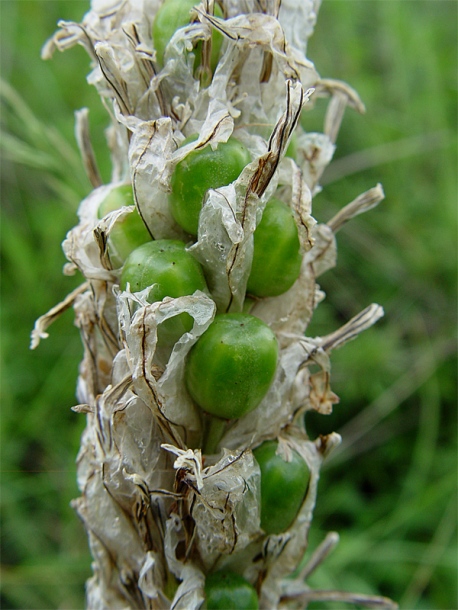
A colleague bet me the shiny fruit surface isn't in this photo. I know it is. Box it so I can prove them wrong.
[170,137,251,235]
[253,440,309,535]
[121,240,208,346]
[185,313,278,419]
[204,571,258,610]
[246,198,302,297]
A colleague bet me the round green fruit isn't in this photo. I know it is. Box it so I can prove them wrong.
[170,136,251,235]
[120,240,208,345]
[246,198,302,297]
[204,571,258,610]
[185,313,278,419]
[98,184,152,266]
[253,440,309,535]
[152,0,224,71]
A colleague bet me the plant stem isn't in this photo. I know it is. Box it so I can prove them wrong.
[203,415,227,455]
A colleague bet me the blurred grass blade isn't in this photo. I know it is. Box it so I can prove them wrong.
[323,131,453,184]
[1,78,82,168]
[0,78,88,204]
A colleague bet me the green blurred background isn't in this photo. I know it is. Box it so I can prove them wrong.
[1,1,456,608]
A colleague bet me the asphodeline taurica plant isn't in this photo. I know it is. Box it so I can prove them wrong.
[32,1,397,608]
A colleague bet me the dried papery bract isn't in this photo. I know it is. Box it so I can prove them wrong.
[33,1,398,608]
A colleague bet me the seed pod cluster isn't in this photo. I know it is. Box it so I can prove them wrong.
[33,1,393,608]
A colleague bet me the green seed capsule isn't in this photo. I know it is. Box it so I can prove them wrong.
[121,240,208,347]
[152,0,224,71]
[204,571,259,610]
[247,198,302,297]
[98,184,152,266]
[170,136,251,236]
[185,313,278,419]
[253,440,310,535]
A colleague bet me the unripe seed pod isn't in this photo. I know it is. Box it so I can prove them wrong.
[185,313,278,419]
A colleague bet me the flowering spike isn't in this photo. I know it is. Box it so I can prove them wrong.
[35,2,395,608]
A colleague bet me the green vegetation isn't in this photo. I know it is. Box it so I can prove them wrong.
[1,1,456,608]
